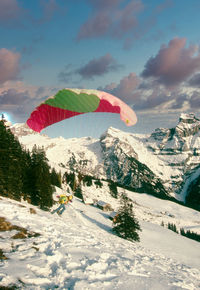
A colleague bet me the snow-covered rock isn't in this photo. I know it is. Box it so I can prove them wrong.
[11,123,40,137]
[146,113,200,199]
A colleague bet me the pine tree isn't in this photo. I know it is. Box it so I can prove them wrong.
[63,171,76,190]
[94,179,103,188]
[7,132,24,200]
[180,228,200,242]
[74,185,83,200]
[30,145,53,210]
[83,175,93,186]
[0,120,24,200]
[0,121,7,196]
[22,149,33,202]
[167,223,178,233]
[50,168,61,187]
[112,193,141,242]
[0,122,54,210]
[108,180,118,198]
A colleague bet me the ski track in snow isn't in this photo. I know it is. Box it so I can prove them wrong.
[0,196,200,290]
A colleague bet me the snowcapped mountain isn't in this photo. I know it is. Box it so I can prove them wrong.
[10,113,200,207]
[145,113,200,205]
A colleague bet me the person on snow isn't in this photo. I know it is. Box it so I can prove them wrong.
[51,194,73,215]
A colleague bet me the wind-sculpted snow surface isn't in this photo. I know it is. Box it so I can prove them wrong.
[0,192,200,289]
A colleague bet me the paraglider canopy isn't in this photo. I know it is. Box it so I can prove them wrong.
[26,88,137,132]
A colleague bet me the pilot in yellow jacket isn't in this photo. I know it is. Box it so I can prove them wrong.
[51,194,73,215]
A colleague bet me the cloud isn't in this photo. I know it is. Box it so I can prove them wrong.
[169,93,188,110]
[77,0,144,42]
[58,54,122,82]
[77,11,111,39]
[141,37,200,87]
[58,64,74,83]
[35,1,68,25]
[0,0,26,26]
[101,71,194,111]
[0,0,65,28]
[112,0,144,38]
[80,0,121,39]
[153,0,173,14]
[0,49,21,84]
[0,81,56,122]
[101,72,141,102]
[134,85,200,111]
[0,88,32,121]
[39,0,61,23]
[123,1,173,49]
[188,73,200,88]
[87,0,121,9]
[77,54,122,79]
[77,0,173,49]
[0,88,28,105]
[189,91,200,108]
[135,89,171,110]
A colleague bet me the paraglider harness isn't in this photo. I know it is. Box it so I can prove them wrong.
[58,194,73,204]
[51,194,73,216]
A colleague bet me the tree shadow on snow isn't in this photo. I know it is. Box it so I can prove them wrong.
[81,212,113,234]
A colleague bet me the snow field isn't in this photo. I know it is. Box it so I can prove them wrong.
[0,193,200,289]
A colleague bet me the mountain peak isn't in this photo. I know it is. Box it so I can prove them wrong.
[151,113,200,142]
[10,123,41,137]
[179,113,199,124]
[176,113,200,137]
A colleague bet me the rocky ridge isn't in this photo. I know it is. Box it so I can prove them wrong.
[145,113,200,198]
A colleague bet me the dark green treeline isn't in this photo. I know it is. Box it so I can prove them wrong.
[0,120,61,210]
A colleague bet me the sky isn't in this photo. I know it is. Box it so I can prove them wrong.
[1,0,200,138]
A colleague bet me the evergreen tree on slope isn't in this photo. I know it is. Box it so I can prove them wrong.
[113,193,141,242]
[0,120,23,200]
[50,168,61,188]
[30,145,53,210]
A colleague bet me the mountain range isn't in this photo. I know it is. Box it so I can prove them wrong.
[11,113,200,210]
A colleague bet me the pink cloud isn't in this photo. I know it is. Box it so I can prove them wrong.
[142,38,200,87]
[102,73,141,102]
[112,0,143,38]
[0,0,64,27]
[77,11,111,39]
[0,0,25,26]
[78,0,173,49]
[0,49,21,84]
[77,0,144,41]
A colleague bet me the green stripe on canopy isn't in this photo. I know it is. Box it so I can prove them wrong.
[45,89,100,113]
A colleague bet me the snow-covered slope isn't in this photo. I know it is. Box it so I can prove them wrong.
[1,187,200,289]
[11,123,104,177]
